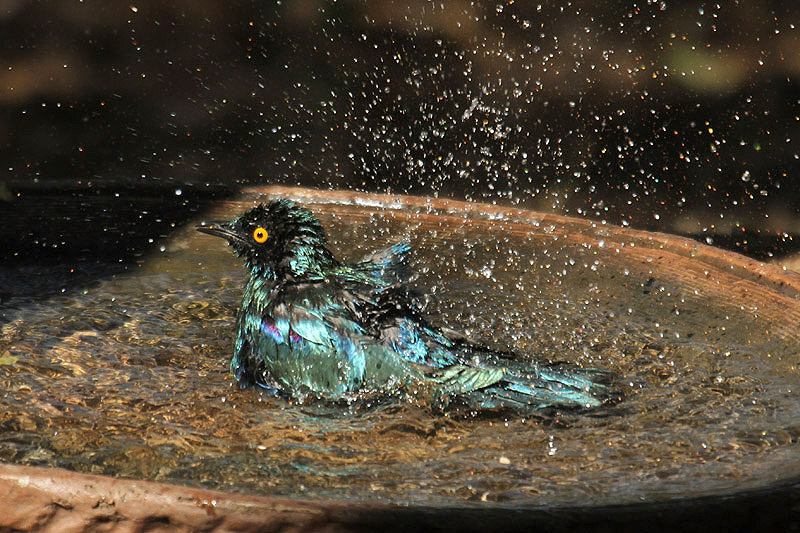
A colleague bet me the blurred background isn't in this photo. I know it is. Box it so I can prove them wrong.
[1,0,798,284]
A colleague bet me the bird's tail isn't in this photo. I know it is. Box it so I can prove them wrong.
[478,363,616,411]
[430,349,618,413]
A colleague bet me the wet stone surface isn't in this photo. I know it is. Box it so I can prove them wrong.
[1,192,799,508]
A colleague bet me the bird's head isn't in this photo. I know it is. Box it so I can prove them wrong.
[197,199,335,279]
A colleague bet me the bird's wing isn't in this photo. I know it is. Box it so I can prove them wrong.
[267,282,371,394]
[348,241,412,286]
[334,278,461,369]
[284,278,439,389]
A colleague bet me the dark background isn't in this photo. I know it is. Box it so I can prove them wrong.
[1,0,798,270]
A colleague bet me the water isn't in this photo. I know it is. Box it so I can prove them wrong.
[1,187,799,508]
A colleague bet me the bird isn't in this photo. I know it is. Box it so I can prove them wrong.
[197,199,616,414]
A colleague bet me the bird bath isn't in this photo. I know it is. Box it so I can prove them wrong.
[1,186,799,530]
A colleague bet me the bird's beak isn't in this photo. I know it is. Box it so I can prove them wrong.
[196,221,238,241]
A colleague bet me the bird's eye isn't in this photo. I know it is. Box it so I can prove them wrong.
[252,227,269,243]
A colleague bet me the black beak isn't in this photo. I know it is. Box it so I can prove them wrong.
[197,221,239,242]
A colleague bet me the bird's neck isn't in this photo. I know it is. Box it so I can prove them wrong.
[242,272,275,312]
[283,243,338,279]
[246,243,338,285]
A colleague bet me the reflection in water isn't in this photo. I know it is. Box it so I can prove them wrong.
[1,193,799,507]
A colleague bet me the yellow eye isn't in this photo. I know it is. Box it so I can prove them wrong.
[252,227,269,243]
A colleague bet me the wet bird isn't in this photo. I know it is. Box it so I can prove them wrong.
[198,200,615,413]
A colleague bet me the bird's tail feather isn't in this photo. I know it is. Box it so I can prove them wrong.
[449,358,617,413]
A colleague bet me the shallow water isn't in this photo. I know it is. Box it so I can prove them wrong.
[1,190,799,507]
